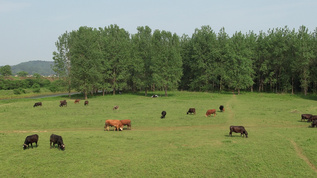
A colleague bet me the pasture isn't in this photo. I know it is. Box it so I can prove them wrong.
[0,91,317,177]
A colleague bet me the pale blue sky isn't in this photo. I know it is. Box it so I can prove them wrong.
[0,0,316,66]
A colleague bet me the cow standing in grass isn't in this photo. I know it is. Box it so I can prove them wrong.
[74,99,80,104]
[50,134,65,150]
[84,100,89,106]
[33,102,42,107]
[113,105,119,110]
[219,105,225,112]
[23,134,39,149]
[311,120,317,127]
[308,115,317,122]
[229,126,248,138]
[104,120,123,131]
[161,111,166,119]
[120,119,131,130]
[187,108,196,115]
[60,100,67,107]
[301,114,312,122]
[205,109,216,117]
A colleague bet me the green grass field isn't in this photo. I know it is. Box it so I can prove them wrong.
[1,91,317,177]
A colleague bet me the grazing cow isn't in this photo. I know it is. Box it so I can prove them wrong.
[229,126,248,138]
[113,105,119,110]
[301,114,312,122]
[308,115,317,122]
[205,109,216,117]
[187,108,196,115]
[33,102,42,107]
[104,120,123,131]
[311,120,317,127]
[59,100,67,107]
[151,95,158,98]
[23,134,39,150]
[50,134,65,150]
[120,119,131,130]
[161,111,166,119]
[74,99,80,104]
[219,105,225,112]
[84,100,89,106]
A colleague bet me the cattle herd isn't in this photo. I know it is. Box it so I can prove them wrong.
[301,114,317,127]
[26,100,251,151]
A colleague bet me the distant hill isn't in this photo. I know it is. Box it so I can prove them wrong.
[11,60,55,76]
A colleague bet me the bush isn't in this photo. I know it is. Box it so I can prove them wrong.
[13,88,26,95]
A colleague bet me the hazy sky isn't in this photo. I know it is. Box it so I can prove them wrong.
[0,0,316,66]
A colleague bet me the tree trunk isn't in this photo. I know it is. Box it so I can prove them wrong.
[85,91,88,100]
[102,89,105,96]
[164,86,167,96]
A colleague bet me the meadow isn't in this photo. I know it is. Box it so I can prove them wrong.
[0,91,317,177]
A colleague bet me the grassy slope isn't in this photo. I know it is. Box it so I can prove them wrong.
[0,92,317,177]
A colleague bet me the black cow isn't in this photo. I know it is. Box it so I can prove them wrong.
[84,100,89,106]
[311,120,317,127]
[151,95,158,98]
[23,134,39,150]
[229,126,248,138]
[50,134,65,150]
[161,111,166,119]
[308,115,317,122]
[59,100,67,107]
[33,102,42,107]
[187,108,196,115]
[301,114,312,122]
[219,105,225,112]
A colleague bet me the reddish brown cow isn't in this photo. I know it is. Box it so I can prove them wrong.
[120,119,131,130]
[104,120,123,131]
[84,100,89,106]
[74,99,80,104]
[205,109,216,117]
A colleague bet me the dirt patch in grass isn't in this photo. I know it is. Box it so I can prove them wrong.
[290,140,317,173]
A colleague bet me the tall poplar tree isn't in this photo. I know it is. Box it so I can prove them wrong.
[151,30,183,96]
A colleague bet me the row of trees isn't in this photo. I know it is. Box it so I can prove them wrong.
[53,25,317,99]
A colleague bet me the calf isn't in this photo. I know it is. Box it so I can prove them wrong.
[23,134,39,150]
[113,105,119,110]
[74,99,80,104]
[187,108,196,115]
[50,134,65,150]
[59,100,67,107]
[301,114,312,122]
[161,111,167,119]
[33,102,42,107]
[229,126,248,138]
[311,120,317,127]
[308,115,317,122]
[219,105,225,112]
[120,119,131,130]
[205,109,216,117]
[84,100,89,106]
[105,120,123,131]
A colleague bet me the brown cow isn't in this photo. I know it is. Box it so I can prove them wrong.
[229,126,248,138]
[104,120,123,131]
[113,105,119,110]
[311,120,317,127]
[84,100,89,106]
[60,100,67,107]
[301,114,312,122]
[187,108,196,115]
[33,102,42,107]
[74,99,80,104]
[120,119,131,130]
[23,134,39,150]
[205,109,216,117]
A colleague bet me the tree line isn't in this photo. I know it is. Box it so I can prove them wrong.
[52,25,317,99]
